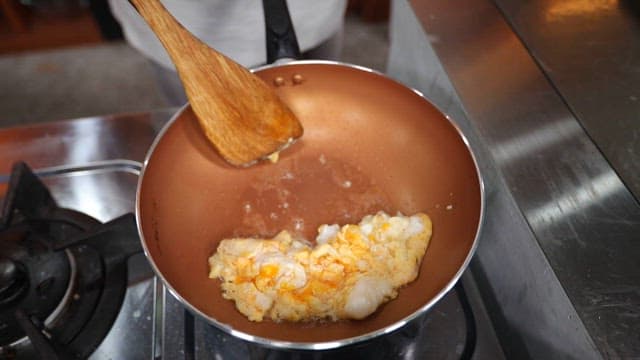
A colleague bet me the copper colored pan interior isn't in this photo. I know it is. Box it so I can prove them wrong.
[138,63,482,344]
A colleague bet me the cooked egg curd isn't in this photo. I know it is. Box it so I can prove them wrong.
[208,211,432,322]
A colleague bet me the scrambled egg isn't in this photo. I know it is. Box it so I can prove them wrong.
[208,211,432,322]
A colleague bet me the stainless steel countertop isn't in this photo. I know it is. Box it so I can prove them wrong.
[494,0,640,202]
[388,0,640,358]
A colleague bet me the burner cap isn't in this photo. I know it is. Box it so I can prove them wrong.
[0,256,28,306]
[0,226,72,346]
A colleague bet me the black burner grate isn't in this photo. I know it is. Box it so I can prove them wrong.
[0,162,142,359]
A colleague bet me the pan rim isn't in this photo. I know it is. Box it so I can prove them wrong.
[135,60,486,350]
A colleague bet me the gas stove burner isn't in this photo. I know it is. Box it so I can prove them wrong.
[0,228,75,346]
[0,162,142,359]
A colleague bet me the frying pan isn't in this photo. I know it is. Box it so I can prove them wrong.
[136,0,483,350]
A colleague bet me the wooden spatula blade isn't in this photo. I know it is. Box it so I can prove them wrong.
[183,52,303,166]
[129,0,303,167]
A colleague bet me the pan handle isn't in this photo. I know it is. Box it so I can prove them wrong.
[262,0,301,63]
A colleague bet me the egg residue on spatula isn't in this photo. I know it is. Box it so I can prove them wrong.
[208,211,432,322]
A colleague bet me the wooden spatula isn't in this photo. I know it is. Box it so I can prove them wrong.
[128,0,303,167]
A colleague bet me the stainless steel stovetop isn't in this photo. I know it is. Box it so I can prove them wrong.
[0,110,504,359]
